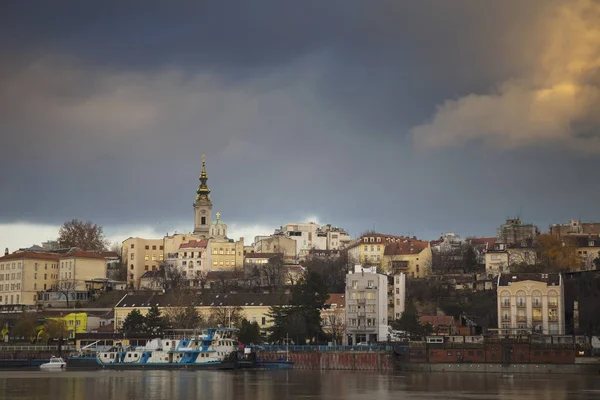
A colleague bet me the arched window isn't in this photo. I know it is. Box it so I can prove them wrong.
[516,290,526,308]
[532,290,542,307]
[500,291,510,307]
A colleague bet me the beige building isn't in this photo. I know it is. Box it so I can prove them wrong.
[113,292,291,333]
[177,240,209,281]
[497,273,565,335]
[382,239,432,278]
[59,250,107,291]
[253,235,297,261]
[571,236,600,270]
[0,251,60,305]
[550,219,600,238]
[346,233,407,267]
[122,237,164,288]
[273,222,350,259]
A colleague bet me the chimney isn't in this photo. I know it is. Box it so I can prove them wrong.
[4,248,8,256]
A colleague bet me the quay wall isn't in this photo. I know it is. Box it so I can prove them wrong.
[398,362,600,375]
[259,351,394,371]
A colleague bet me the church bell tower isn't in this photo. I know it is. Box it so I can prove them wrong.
[193,154,213,238]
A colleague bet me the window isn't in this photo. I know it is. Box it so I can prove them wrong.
[152,245,156,250]
[130,265,134,270]
[145,265,149,271]
[395,288,399,294]
[201,217,206,225]
[145,245,149,250]
[160,245,164,250]
[261,317,266,325]
[131,244,135,249]
[130,253,134,260]
[352,280,358,289]
[516,291,526,308]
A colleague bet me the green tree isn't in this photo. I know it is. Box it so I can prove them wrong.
[120,309,146,337]
[268,271,329,344]
[391,303,432,337]
[238,319,262,345]
[58,219,108,251]
[462,245,479,273]
[12,312,39,342]
[145,306,166,337]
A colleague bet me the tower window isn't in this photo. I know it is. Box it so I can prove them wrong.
[201,217,206,225]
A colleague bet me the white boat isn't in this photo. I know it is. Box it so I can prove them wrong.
[40,356,66,370]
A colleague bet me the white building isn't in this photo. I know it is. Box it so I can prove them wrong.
[344,265,388,345]
[274,222,350,259]
[392,273,406,320]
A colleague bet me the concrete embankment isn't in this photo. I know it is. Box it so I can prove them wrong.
[259,351,394,371]
[397,362,600,375]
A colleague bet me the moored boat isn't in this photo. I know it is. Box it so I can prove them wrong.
[40,356,66,370]
[67,327,243,370]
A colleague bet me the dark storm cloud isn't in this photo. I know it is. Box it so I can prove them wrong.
[0,0,598,241]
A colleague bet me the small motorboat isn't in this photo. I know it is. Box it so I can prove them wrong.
[40,356,66,370]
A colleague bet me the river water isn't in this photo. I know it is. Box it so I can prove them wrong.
[0,370,599,399]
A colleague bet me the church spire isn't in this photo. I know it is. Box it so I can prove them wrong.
[195,154,212,205]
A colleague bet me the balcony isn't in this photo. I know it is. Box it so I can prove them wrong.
[532,314,543,322]
[358,311,366,317]
[548,301,558,307]
[532,301,542,308]
[517,315,527,322]
[516,301,526,308]
[501,316,510,322]
[548,315,559,322]
[501,302,511,308]
[357,298,366,305]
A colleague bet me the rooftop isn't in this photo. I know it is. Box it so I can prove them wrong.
[384,239,429,256]
[179,240,208,249]
[498,273,561,286]
[115,291,292,308]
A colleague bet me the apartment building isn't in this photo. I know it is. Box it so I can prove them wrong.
[497,273,564,335]
[274,222,350,259]
[346,233,407,267]
[382,239,432,277]
[0,251,60,305]
[122,237,165,288]
[496,218,538,245]
[58,250,107,291]
[344,266,388,345]
[392,273,406,320]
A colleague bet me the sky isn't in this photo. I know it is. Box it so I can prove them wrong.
[1,0,599,251]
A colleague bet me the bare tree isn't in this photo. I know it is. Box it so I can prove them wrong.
[153,262,189,291]
[56,279,79,308]
[207,306,245,328]
[58,219,109,251]
[162,290,205,329]
[323,309,346,345]
[263,255,286,291]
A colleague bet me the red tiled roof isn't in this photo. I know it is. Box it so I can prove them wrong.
[0,252,61,261]
[179,240,208,249]
[61,250,105,259]
[419,315,455,327]
[326,293,345,308]
[468,237,497,247]
[384,240,429,256]
[99,251,120,258]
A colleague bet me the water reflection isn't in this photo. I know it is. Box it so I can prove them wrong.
[0,370,598,400]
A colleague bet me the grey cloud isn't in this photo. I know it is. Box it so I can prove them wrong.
[1,0,599,240]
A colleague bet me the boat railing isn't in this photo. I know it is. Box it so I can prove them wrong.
[254,345,392,352]
[0,345,76,352]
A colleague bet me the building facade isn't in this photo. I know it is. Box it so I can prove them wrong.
[58,250,107,291]
[496,218,538,245]
[344,266,388,345]
[392,273,406,320]
[346,233,407,267]
[273,222,350,259]
[0,252,60,305]
[550,219,600,238]
[382,239,432,278]
[497,273,565,335]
